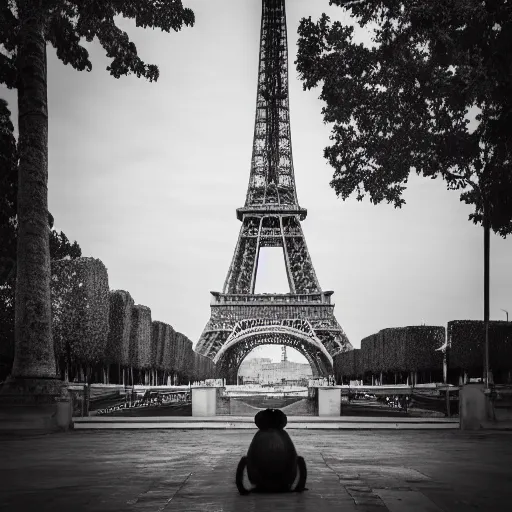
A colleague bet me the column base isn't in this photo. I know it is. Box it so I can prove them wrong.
[0,377,73,432]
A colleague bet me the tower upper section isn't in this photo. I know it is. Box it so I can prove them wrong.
[237,0,307,221]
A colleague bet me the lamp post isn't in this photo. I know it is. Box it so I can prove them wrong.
[501,309,509,322]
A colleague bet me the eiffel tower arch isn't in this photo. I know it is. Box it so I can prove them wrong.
[195,0,352,384]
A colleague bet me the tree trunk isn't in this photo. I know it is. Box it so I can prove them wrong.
[484,208,490,388]
[85,366,92,416]
[11,1,55,379]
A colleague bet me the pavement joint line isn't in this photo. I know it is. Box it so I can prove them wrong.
[155,472,193,512]
[126,479,160,505]
[126,473,193,509]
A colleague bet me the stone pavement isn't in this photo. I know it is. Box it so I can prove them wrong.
[1,429,511,511]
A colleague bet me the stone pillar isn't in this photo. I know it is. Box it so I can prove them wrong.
[0,379,73,431]
[318,387,341,417]
[459,383,492,430]
[192,387,217,416]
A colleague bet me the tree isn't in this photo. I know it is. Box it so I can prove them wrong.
[0,1,194,391]
[296,0,512,386]
[0,99,17,287]
[0,99,17,382]
[1,100,83,381]
[0,227,83,383]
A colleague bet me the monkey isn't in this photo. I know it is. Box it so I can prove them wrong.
[235,408,307,494]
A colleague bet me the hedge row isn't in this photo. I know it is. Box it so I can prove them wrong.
[129,305,152,370]
[333,348,361,377]
[51,258,110,366]
[105,290,133,367]
[334,322,512,380]
[334,325,445,378]
[448,320,512,370]
[50,258,215,381]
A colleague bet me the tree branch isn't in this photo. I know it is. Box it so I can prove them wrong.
[443,168,479,192]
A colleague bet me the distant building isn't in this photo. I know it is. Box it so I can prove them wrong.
[238,348,312,385]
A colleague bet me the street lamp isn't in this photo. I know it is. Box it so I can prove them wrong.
[501,309,509,322]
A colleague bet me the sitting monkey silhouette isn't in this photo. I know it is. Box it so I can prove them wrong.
[235,409,307,494]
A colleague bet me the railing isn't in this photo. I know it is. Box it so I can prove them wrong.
[68,384,192,417]
[210,292,333,305]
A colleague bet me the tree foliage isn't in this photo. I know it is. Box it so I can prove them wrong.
[0,99,17,286]
[0,0,195,89]
[296,0,512,236]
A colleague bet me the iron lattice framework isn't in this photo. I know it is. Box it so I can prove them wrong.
[195,0,352,383]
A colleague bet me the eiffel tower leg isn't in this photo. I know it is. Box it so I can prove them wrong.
[280,217,296,293]
[223,217,261,294]
[282,216,321,294]
[249,217,264,293]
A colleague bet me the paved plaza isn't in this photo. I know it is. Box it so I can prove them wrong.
[1,429,511,511]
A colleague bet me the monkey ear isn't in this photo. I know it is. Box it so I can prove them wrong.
[255,409,287,429]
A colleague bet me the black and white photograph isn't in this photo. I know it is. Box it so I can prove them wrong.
[1,0,511,510]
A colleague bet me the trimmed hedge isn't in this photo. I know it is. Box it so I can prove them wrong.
[152,321,168,371]
[49,257,216,382]
[448,320,512,370]
[381,328,407,371]
[168,328,178,375]
[369,326,444,373]
[51,257,109,367]
[161,324,177,374]
[174,332,183,376]
[335,326,445,378]
[194,352,202,381]
[105,290,133,367]
[404,326,445,371]
[176,332,194,379]
[193,351,215,381]
[129,305,152,370]
[151,321,163,371]
[194,352,215,381]
[333,349,361,379]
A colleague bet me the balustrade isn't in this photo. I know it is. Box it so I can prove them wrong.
[211,292,331,305]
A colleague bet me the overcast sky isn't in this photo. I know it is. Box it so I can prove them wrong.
[2,0,511,365]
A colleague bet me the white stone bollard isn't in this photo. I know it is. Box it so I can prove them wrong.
[191,387,217,416]
[459,383,490,430]
[318,386,341,416]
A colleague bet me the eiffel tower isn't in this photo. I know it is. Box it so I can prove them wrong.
[195,0,352,383]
